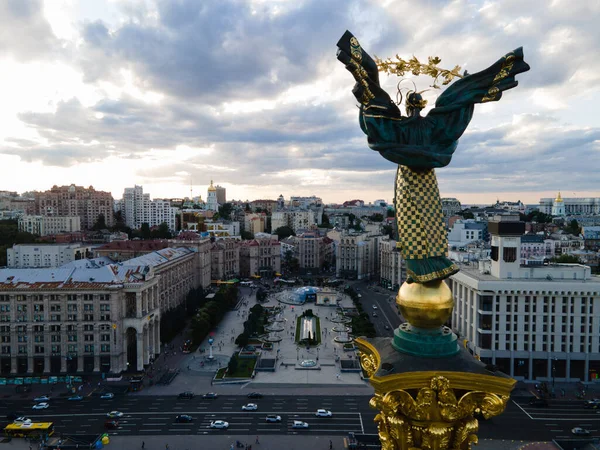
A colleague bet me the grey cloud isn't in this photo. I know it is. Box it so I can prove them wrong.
[0,0,59,61]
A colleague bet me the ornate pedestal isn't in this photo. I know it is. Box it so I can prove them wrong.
[356,281,515,450]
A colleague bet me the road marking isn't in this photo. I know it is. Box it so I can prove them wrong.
[512,400,533,419]
[550,429,563,432]
[546,424,558,426]
[168,429,191,432]
[359,413,365,434]
[139,429,162,432]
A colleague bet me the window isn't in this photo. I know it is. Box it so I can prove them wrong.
[51,335,61,342]
[84,304,93,311]
[100,304,110,311]
[51,304,61,312]
[34,304,44,312]
[68,314,77,321]
[51,345,60,354]
[84,334,94,342]
[84,324,93,331]
[67,344,77,353]
[34,335,44,343]
[84,314,94,322]
[101,344,110,352]
[0,305,9,312]
[68,335,77,342]
[84,344,94,353]
[491,246,499,261]
[34,345,44,354]
[1,336,9,343]
[100,334,110,342]
[50,314,61,322]
[1,345,10,354]
[18,345,27,354]
[503,247,517,262]
[68,304,78,312]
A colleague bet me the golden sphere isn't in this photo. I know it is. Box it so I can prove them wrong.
[396,280,454,329]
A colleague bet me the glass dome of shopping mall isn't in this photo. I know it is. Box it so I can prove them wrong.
[289,286,320,304]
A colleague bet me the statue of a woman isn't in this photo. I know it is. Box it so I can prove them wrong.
[337,31,529,283]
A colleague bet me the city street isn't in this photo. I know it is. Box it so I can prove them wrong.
[353,281,403,338]
[0,392,584,441]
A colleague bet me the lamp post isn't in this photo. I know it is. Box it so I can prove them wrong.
[208,338,214,360]
[552,357,557,388]
[316,347,319,361]
[296,347,299,361]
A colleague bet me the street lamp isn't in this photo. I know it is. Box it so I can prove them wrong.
[297,347,299,361]
[552,357,557,388]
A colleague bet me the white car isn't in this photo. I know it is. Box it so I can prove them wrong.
[106,411,124,418]
[372,305,378,309]
[265,415,281,423]
[242,403,258,411]
[13,417,32,424]
[32,403,49,410]
[315,409,333,417]
[210,420,229,429]
[292,420,309,429]
[100,393,114,399]
[34,396,50,402]
[572,427,591,436]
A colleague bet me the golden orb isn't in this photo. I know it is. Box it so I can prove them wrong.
[396,280,454,329]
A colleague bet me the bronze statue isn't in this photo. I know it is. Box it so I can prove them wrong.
[337,30,530,284]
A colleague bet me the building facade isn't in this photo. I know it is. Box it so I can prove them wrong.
[379,238,403,290]
[7,244,95,268]
[540,195,600,216]
[335,232,377,280]
[450,217,600,382]
[206,181,218,212]
[239,237,281,277]
[18,215,81,237]
[210,239,240,280]
[34,185,114,230]
[121,186,177,231]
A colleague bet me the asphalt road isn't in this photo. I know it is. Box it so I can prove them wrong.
[353,281,403,338]
[3,391,595,441]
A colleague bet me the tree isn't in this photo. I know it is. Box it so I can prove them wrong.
[0,220,38,266]
[386,208,395,218]
[235,333,249,349]
[241,230,254,240]
[92,214,107,231]
[151,222,172,239]
[369,213,384,222]
[382,224,394,239]
[140,223,151,239]
[218,203,233,220]
[275,226,295,240]
[551,254,581,264]
[460,210,475,220]
[565,219,581,236]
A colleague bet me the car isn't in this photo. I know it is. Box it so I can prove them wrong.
[528,398,548,407]
[247,392,263,399]
[265,415,281,423]
[203,392,218,399]
[33,396,50,402]
[104,420,119,430]
[372,305,378,310]
[210,420,229,429]
[175,415,193,423]
[32,403,49,410]
[292,420,309,429]
[68,395,83,401]
[178,391,195,399]
[572,427,591,436]
[384,325,390,330]
[584,399,600,409]
[100,393,114,399]
[242,403,258,411]
[13,417,32,424]
[372,312,378,317]
[106,411,124,418]
[315,409,333,417]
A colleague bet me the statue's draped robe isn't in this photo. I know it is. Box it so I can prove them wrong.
[337,31,530,283]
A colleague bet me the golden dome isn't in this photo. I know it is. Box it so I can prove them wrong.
[208,180,216,191]
[555,191,563,202]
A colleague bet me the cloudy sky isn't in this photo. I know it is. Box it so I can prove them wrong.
[1,0,598,205]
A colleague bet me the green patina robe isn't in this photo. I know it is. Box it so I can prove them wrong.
[337,30,530,283]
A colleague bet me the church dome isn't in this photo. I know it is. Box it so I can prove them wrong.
[208,180,216,191]
[555,191,563,202]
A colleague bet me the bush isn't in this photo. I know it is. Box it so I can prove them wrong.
[227,355,238,373]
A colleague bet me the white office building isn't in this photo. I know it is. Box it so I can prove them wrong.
[450,216,600,383]
[18,215,81,237]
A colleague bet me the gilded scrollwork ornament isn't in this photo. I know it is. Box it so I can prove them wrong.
[369,376,510,450]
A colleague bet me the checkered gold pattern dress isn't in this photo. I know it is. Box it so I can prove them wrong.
[394,166,458,283]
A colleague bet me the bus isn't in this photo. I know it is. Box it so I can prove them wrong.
[4,422,55,439]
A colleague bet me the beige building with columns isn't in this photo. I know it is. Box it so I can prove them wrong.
[0,247,198,375]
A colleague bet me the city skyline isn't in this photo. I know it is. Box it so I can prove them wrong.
[1,0,598,205]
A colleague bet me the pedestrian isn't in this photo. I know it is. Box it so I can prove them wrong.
[256,435,260,444]
[142,442,145,449]
[330,440,333,449]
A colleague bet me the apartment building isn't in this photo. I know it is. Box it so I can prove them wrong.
[450,216,600,382]
[18,215,81,237]
[34,185,114,230]
[335,231,377,280]
[121,186,177,231]
[7,244,95,268]
[244,213,266,235]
